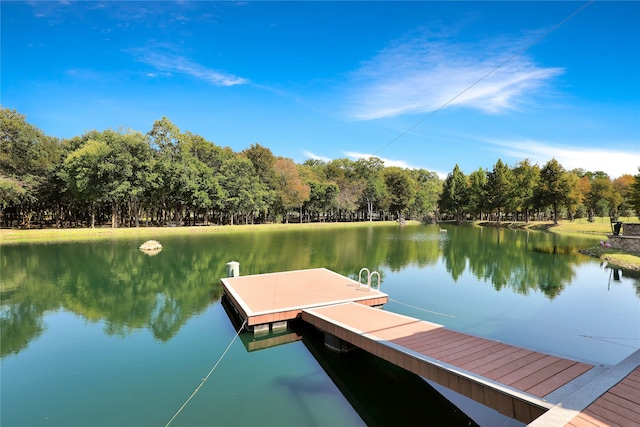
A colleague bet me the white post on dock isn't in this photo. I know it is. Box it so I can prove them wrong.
[226,261,240,278]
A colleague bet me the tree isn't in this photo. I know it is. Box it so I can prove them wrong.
[219,155,267,225]
[0,107,62,226]
[61,139,110,228]
[355,157,387,221]
[586,176,619,219]
[564,172,582,221]
[439,164,468,222]
[512,160,539,222]
[536,159,571,224]
[612,174,635,217]
[486,159,512,223]
[408,169,442,220]
[630,169,640,218]
[272,158,310,223]
[383,167,416,220]
[467,168,487,220]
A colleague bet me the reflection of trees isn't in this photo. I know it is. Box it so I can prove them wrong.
[1,239,226,357]
[440,226,595,299]
[1,304,44,356]
[0,223,607,357]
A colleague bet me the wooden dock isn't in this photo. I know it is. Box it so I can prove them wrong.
[221,268,640,425]
[302,302,596,424]
[221,268,387,333]
[565,365,640,426]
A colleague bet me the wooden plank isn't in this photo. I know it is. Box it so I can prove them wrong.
[507,356,570,390]
[438,337,502,363]
[599,393,640,418]
[457,345,523,371]
[486,350,546,379]
[585,401,639,427]
[394,327,460,346]
[476,348,541,377]
[566,414,605,427]
[446,340,506,365]
[530,362,593,397]
[609,381,640,400]
[426,335,487,360]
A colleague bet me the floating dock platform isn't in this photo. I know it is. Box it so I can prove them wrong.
[221,267,640,425]
[221,267,388,333]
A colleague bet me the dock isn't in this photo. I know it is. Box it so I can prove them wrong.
[221,267,640,425]
[221,268,387,333]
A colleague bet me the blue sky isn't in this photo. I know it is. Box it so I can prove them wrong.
[2,1,639,179]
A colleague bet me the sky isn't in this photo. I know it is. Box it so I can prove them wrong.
[2,1,639,179]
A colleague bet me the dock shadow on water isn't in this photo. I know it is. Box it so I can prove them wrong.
[292,322,478,427]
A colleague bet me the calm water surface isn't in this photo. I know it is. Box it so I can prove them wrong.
[2,224,639,426]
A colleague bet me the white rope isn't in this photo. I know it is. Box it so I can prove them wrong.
[579,334,640,350]
[165,319,247,427]
[389,298,456,318]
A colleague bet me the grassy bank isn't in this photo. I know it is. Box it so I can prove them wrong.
[474,217,640,271]
[0,220,410,245]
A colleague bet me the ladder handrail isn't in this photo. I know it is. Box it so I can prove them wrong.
[357,268,381,292]
[358,268,370,288]
[369,271,381,292]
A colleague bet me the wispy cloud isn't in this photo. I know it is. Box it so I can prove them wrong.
[344,151,413,169]
[346,31,563,120]
[303,150,413,169]
[303,150,332,162]
[129,44,248,87]
[488,139,640,178]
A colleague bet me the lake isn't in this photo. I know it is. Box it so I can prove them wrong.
[2,223,639,426]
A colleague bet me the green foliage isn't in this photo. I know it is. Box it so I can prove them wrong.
[1,106,636,228]
[486,159,513,221]
[439,164,468,221]
[631,169,640,218]
[383,167,416,219]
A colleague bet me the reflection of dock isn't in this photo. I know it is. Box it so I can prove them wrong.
[221,268,640,425]
[221,294,302,352]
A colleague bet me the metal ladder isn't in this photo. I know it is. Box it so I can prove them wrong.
[358,267,381,292]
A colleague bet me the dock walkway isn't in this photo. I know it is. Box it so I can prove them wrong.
[221,268,640,425]
[302,302,595,424]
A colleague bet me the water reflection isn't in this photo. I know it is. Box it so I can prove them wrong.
[1,224,634,358]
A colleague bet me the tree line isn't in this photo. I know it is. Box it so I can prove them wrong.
[1,107,639,228]
[0,107,441,227]
[439,159,640,224]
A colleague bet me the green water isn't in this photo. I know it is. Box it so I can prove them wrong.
[2,224,639,426]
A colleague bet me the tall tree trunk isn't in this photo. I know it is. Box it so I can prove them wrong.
[111,201,117,228]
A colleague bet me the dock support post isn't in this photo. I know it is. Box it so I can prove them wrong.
[226,261,240,277]
[272,321,287,331]
[323,332,355,353]
[254,324,269,335]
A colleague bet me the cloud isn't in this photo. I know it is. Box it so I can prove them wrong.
[303,150,414,169]
[488,139,640,179]
[346,31,563,120]
[130,44,248,87]
[343,151,413,169]
[303,150,332,162]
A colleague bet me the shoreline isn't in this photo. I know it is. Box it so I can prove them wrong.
[2,219,639,271]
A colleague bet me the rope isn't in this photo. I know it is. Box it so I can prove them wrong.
[389,298,456,318]
[579,334,640,350]
[165,319,247,427]
[372,1,594,156]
